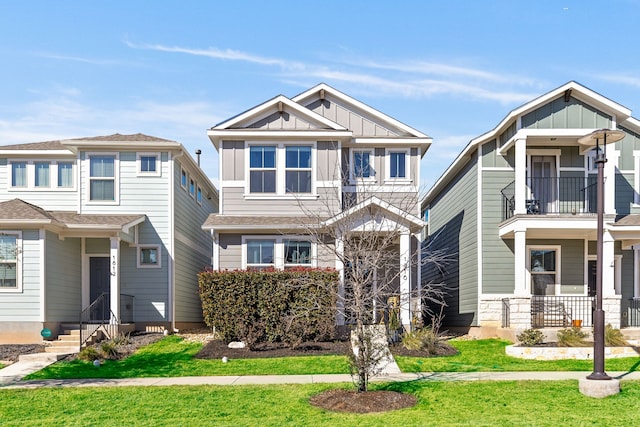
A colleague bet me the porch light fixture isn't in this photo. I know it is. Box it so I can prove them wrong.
[577,129,625,388]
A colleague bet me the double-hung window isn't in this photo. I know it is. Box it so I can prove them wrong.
[249,146,276,193]
[89,155,116,201]
[389,151,407,179]
[0,233,20,291]
[11,162,27,188]
[530,248,558,296]
[34,162,50,188]
[246,239,275,269]
[57,162,74,188]
[284,240,312,266]
[353,150,373,179]
[285,146,312,193]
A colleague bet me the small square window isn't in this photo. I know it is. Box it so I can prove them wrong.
[138,246,161,268]
[138,153,160,176]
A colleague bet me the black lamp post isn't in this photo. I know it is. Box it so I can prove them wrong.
[577,128,625,381]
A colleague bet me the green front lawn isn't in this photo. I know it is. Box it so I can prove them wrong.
[25,336,350,380]
[396,338,640,372]
[2,380,640,426]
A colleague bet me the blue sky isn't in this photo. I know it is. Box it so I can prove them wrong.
[1,1,640,189]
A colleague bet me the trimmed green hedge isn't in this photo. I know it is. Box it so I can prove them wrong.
[198,268,338,348]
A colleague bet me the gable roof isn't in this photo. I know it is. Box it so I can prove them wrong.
[422,81,640,208]
[323,196,424,233]
[0,199,145,233]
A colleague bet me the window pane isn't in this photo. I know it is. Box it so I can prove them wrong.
[90,180,115,201]
[181,170,187,187]
[0,264,16,288]
[140,248,158,264]
[531,250,555,272]
[285,240,311,264]
[34,162,50,187]
[250,171,276,193]
[533,273,556,296]
[58,162,73,187]
[0,235,17,260]
[90,156,114,178]
[11,162,26,187]
[141,156,156,172]
[189,179,195,195]
[286,171,311,193]
[247,240,274,264]
[250,146,275,168]
[390,152,406,178]
[197,187,203,203]
[354,152,371,178]
[286,146,311,168]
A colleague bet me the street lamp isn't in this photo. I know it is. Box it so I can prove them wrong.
[577,128,625,394]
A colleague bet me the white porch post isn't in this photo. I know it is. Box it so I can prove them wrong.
[514,137,527,215]
[335,232,345,325]
[514,229,528,296]
[415,231,422,321]
[109,237,120,324]
[399,230,411,327]
[212,231,219,271]
[602,230,616,297]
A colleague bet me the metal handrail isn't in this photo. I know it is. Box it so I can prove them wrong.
[531,295,594,328]
[79,292,118,348]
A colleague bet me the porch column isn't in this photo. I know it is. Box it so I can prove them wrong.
[109,237,120,324]
[399,230,411,327]
[514,229,528,296]
[335,232,345,325]
[514,137,527,215]
[604,150,618,215]
[602,230,616,297]
[211,231,219,271]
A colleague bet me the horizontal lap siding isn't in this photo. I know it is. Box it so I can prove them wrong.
[222,187,340,216]
[482,170,515,294]
[424,155,478,327]
[45,232,81,321]
[219,234,242,270]
[0,230,41,322]
[174,239,208,322]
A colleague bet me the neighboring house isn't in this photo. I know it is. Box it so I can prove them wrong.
[0,134,218,343]
[422,81,640,337]
[202,83,430,327]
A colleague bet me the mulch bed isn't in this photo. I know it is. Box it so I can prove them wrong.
[195,340,350,359]
[0,344,46,363]
[309,389,417,413]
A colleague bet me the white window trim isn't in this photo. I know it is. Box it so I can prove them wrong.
[137,152,161,177]
[241,235,316,269]
[285,145,313,194]
[244,142,318,198]
[0,231,22,293]
[189,178,196,199]
[137,244,161,269]
[384,148,412,183]
[180,167,188,190]
[197,186,203,205]
[8,159,76,192]
[86,152,119,205]
[527,245,561,296]
[349,148,376,184]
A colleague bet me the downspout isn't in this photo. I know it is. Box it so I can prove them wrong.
[169,151,180,333]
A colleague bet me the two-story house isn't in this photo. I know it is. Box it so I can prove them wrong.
[422,81,640,338]
[0,134,218,344]
[202,84,431,328]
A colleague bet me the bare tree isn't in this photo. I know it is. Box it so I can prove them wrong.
[290,174,449,392]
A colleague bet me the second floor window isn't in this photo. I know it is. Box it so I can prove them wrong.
[57,162,74,188]
[11,162,26,187]
[285,146,311,193]
[34,162,50,187]
[249,146,276,193]
[89,155,115,201]
[353,150,373,179]
[138,153,159,176]
[389,152,406,178]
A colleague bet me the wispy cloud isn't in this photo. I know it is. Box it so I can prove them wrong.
[34,52,130,66]
[124,40,539,104]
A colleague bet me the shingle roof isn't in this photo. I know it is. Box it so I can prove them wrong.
[613,215,640,226]
[0,141,68,150]
[0,133,175,150]
[0,199,145,230]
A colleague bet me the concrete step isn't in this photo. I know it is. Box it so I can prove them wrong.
[63,329,81,336]
[50,339,79,347]
[19,352,66,363]
[56,334,79,343]
[44,346,78,354]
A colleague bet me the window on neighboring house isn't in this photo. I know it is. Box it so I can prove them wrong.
[181,168,188,189]
[246,239,275,269]
[57,162,74,188]
[11,162,27,187]
[34,162,50,188]
[389,151,407,179]
[249,146,276,193]
[530,248,558,296]
[284,240,312,266]
[197,186,203,204]
[285,146,312,193]
[89,155,116,201]
[138,245,161,268]
[0,233,19,290]
[189,178,196,198]
[138,153,159,175]
[353,150,373,179]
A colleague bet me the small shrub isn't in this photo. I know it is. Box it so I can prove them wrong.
[401,328,441,354]
[78,346,101,361]
[111,333,131,346]
[556,326,588,347]
[100,341,120,359]
[605,324,629,347]
[517,328,545,346]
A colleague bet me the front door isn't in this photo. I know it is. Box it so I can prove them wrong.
[89,257,110,321]
[530,156,557,214]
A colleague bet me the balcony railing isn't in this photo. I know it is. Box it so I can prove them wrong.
[622,298,640,327]
[531,295,594,328]
[501,177,597,221]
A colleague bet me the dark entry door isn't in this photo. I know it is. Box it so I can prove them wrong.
[588,260,597,296]
[90,257,110,321]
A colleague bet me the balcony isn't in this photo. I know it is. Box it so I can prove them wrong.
[501,177,597,221]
